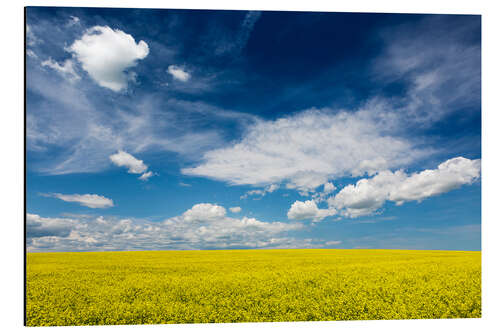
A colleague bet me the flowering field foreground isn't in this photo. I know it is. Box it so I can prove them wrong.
[26,249,481,326]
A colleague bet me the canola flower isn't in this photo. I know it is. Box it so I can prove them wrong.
[26,249,481,326]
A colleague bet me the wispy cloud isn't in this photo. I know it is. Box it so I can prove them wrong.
[241,184,279,199]
[26,24,40,46]
[26,18,257,175]
[183,108,428,193]
[350,216,398,224]
[27,49,38,58]
[139,171,154,181]
[41,58,80,82]
[43,193,114,209]
[373,15,480,125]
[233,11,262,53]
[324,240,342,247]
[212,11,262,57]
[26,66,229,175]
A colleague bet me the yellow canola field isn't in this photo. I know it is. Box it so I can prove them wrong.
[26,249,481,326]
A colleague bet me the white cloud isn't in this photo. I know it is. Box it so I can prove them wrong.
[67,26,149,91]
[26,25,40,46]
[167,65,190,82]
[27,204,303,252]
[267,184,279,193]
[329,170,405,218]
[27,49,37,58]
[182,203,226,223]
[285,172,329,195]
[312,182,337,202]
[232,11,261,54]
[212,11,262,56]
[241,184,279,199]
[329,157,481,217]
[287,200,336,222]
[325,240,342,246]
[27,213,76,238]
[163,205,303,249]
[41,58,80,82]
[183,108,425,193]
[374,16,480,125]
[241,189,265,198]
[26,70,229,175]
[139,171,153,181]
[229,206,242,213]
[323,182,336,194]
[389,157,481,204]
[48,193,114,209]
[109,150,148,174]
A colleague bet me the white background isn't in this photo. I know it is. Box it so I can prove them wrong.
[1,0,498,332]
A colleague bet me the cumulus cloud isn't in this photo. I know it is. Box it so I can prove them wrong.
[229,207,242,213]
[167,65,190,82]
[329,171,404,218]
[287,200,336,222]
[47,193,114,209]
[109,150,148,174]
[27,213,76,238]
[329,157,481,217]
[284,157,480,220]
[41,58,80,82]
[182,203,226,223]
[67,26,149,91]
[27,203,303,252]
[389,157,481,204]
[312,182,337,202]
[183,108,425,193]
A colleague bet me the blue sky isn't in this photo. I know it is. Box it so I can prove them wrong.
[26,7,481,252]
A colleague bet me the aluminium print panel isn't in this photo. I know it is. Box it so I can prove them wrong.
[25,7,481,326]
